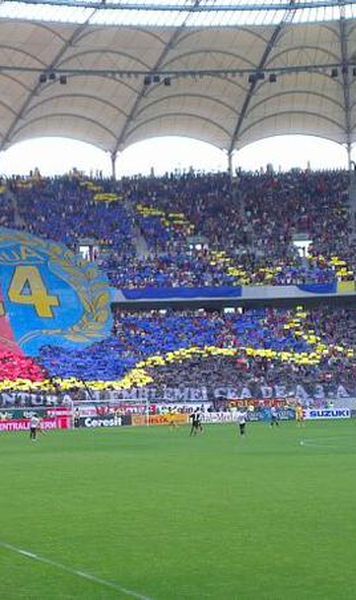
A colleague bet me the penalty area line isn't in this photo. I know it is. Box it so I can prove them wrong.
[0,540,154,600]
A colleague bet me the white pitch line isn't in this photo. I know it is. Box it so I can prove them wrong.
[299,437,356,449]
[0,541,154,600]
[299,439,337,448]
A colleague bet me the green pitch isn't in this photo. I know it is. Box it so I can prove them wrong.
[1,421,356,600]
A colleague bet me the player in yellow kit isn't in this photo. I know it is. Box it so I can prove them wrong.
[296,404,305,426]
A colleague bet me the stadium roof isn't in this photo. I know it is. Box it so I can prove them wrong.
[1,0,356,157]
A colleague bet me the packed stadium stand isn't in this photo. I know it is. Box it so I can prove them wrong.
[1,305,354,398]
[0,167,354,397]
[2,170,355,290]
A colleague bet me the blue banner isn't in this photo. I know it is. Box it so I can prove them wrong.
[121,285,242,301]
[297,282,337,294]
[248,408,296,422]
[0,228,112,355]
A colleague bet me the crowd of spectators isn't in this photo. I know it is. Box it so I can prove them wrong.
[148,351,355,401]
[0,172,354,398]
[144,308,355,396]
[0,182,15,227]
[105,252,236,288]
[0,304,353,397]
[7,175,136,261]
[0,349,46,383]
[119,170,354,286]
[36,306,355,397]
[0,169,354,289]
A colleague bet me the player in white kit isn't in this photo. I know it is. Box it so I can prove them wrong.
[29,415,40,441]
[236,410,247,436]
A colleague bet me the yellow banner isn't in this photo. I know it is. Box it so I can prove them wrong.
[338,281,355,294]
[132,414,188,426]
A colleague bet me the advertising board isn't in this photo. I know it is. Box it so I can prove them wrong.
[303,408,351,420]
[201,409,296,423]
[79,414,131,428]
[131,414,188,427]
[0,416,71,432]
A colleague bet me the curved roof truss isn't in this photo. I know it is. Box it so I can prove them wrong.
[0,2,355,156]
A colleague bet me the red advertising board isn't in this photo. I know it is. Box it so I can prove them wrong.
[0,416,71,432]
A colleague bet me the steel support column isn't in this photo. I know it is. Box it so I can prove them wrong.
[339,2,352,173]
[111,152,117,181]
[228,150,233,178]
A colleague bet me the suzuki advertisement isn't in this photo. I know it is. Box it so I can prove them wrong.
[303,408,351,420]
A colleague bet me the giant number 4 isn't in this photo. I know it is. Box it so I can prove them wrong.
[8,266,59,318]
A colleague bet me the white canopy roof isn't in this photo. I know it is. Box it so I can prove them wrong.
[0,1,355,156]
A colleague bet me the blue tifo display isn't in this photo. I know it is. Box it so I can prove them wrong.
[38,310,312,381]
[0,227,112,355]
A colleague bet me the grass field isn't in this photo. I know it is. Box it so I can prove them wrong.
[1,421,356,600]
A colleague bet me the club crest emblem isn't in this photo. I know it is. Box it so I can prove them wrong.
[0,227,112,355]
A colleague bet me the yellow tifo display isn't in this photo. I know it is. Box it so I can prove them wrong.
[1,306,352,393]
[0,340,352,394]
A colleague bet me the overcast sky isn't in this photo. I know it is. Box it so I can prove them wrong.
[0,134,349,178]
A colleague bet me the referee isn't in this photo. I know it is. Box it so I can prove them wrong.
[73,407,81,429]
